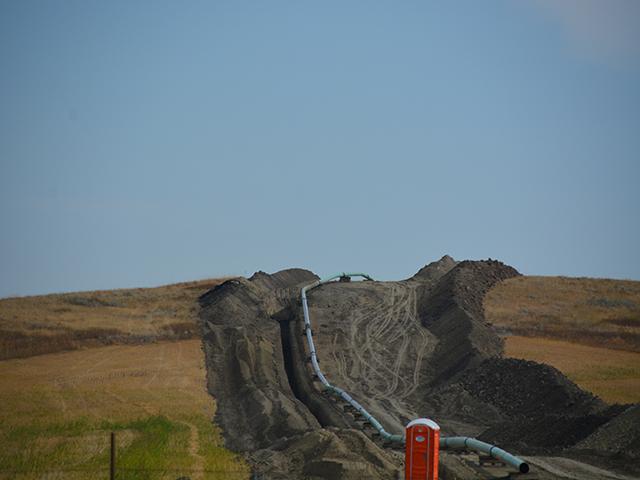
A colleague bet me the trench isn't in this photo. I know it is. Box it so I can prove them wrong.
[278,318,306,408]
[277,315,350,429]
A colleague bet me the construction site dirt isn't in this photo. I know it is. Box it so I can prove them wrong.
[199,257,640,480]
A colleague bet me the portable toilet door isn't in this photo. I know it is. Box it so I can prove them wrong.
[405,418,440,480]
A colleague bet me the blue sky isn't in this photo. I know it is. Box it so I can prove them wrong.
[1,1,639,297]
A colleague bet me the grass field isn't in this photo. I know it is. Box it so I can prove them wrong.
[485,275,640,352]
[505,336,640,404]
[0,340,249,480]
[0,279,229,360]
[485,275,640,405]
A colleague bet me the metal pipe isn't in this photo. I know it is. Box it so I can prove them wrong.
[440,437,529,473]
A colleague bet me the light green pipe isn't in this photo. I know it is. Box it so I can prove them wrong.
[440,437,529,473]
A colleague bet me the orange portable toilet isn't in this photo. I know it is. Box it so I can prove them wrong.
[405,418,440,480]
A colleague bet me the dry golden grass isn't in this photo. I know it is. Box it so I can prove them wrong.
[485,276,640,352]
[0,278,248,478]
[0,278,230,359]
[0,340,249,479]
[505,336,640,404]
[486,276,640,406]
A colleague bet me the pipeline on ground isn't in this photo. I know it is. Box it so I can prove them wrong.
[301,273,529,474]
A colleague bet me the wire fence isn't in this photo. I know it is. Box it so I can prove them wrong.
[0,467,403,479]
[0,429,254,479]
[0,468,253,479]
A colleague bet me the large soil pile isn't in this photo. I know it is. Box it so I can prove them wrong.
[199,257,639,479]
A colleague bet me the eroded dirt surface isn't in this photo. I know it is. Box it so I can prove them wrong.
[199,257,640,479]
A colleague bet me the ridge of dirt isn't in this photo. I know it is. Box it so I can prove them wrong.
[411,254,458,282]
[199,271,321,452]
[416,259,521,386]
[574,404,640,472]
[250,428,400,480]
[443,358,626,453]
[420,259,521,328]
[460,358,604,419]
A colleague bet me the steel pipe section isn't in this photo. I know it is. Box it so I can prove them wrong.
[440,437,529,473]
[301,273,531,472]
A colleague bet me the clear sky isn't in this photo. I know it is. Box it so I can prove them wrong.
[1,1,639,297]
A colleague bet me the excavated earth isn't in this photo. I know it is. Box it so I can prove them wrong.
[199,257,640,479]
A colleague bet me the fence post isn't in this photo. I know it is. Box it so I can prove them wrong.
[110,431,116,480]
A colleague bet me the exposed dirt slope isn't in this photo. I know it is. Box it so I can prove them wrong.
[199,270,323,452]
[416,259,520,386]
[199,257,640,479]
[577,404,640,459]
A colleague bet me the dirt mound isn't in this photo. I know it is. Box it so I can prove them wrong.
[460,358,603,418]
[250,428,399,480]
[577,404,640,461]
[444,358,622,451]
[412,254,458,282]
[249,268,317,291]
[199,271,321,452]
[420,259,521,326]
[199,258,639,478]
[482,407,626,451]
[417,259,521,385]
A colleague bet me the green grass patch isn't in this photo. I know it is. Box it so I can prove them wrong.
[189,414,249,479]
[0,415,205,480]
[0,339,249,479]
[108,416,189,480]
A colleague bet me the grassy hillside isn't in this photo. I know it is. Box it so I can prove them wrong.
[0,279,248,479]
[485,276,640,404]
[0,279,229,360]
[0,340,249,479]
[505,336,640,404]
[485,276,640,352]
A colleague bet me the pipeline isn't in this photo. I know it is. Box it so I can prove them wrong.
[440,437,529,474]
[301,273,530,474]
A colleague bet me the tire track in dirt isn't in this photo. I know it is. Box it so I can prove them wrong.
[367,284,423,400]
[362,286,406,374]
[321,281,436,425]
[384,286,413,397]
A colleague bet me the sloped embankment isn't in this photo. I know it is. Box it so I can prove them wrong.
[199,269,321,452]
[199,258,639,479]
